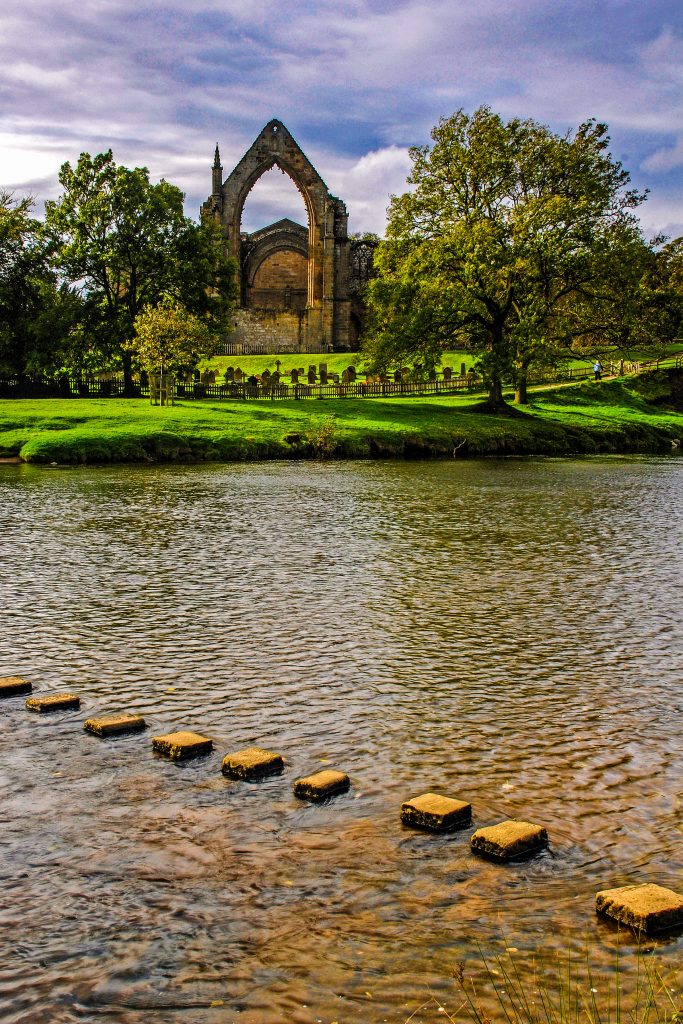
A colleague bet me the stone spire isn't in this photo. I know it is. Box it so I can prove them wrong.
[212,144,222,196]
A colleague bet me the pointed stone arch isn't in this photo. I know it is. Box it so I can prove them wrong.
[202,119,353,352]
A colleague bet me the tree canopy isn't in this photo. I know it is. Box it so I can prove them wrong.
[0,190,80,376]
[129,298,211,378]
[45,151,236,392]
[364,107,652,407]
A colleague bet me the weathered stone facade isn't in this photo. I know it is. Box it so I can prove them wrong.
[201,119,375,354]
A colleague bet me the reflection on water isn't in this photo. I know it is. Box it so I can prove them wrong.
[0,457,681,1023]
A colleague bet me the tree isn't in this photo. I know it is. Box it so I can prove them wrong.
[129,298,211,380]
[364,107,648,407]
[45,151,236,394]
[0,190,78,376]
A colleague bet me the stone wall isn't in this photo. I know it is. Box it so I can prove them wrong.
[249,249,307,311]
[228,308,330,354]
[202,120,353,352]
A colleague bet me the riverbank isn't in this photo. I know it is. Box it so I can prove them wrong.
[1,370,681,464]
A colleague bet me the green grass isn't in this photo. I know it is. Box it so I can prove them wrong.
[200,345,683,380]
[1,370,682,465]
[407,945,682,1024]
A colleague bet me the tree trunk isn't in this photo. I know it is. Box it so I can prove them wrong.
[486,376,506,411]
[515,371,528,405]
[122,349,135,397]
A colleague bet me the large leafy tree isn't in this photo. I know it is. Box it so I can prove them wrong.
[45,151,236,393]
[365,107,648,407]
[0,190,78,376]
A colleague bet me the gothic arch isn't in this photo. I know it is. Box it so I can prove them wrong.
[201,119,353,350]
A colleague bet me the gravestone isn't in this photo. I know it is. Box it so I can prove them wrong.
[394,369,403,383]
[290,368,299,384]
[341,369,350,384]
[225,366,234,382]
[234,367,244,382]
[443,366,452,382]
[308,367,317,384]
[461,363,467,377]
[332,372,340,383]
[319,363,328,385]
[261,368,271,383]
[271,370,281,385]
[275,359,281,373]
[347,365,357,381]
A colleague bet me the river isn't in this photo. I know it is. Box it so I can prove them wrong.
[0,457,681,1023]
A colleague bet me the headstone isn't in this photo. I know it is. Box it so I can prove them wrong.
[225,366,234,382]
[319,362,328,385]
[290,368,299,384]
[401,793,472,832]
[461,363,467,377]
[298,367,305,376]
[293,769,350,802]
[470,820,548,861]
[152,730,213,761]
[308,367,317,384]
[332,373,340,383]
[394,369,403,383]
[443,366,452,382]
[222,747,284,780]
[234,367,244,382]
[271,370,281,385]
[261,368,271,383]
[341,369,350,384]
[347,365,357,382]
[275,359,281,372]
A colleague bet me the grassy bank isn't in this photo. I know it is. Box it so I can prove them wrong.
[0,370,681,465]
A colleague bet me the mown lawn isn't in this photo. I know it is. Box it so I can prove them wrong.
[200,344,683,380]
[1,371,681,464]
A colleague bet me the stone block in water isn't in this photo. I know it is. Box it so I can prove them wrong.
[401,793,472,832]
[293,769,350,801]
[84,713,146,737]
[26,692,80,713]
[471,819,548,861]
[152,730,213,761]
[222,746,284,780]
[596,883,683,935]
[0,677,32,698]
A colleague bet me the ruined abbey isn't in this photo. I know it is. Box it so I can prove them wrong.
[201,120,376,354]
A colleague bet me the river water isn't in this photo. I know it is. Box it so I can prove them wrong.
[0,457,681,1024]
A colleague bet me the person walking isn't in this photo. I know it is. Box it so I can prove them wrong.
[593,359,603,381]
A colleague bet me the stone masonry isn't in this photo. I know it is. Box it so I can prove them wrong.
[202,120,354,353]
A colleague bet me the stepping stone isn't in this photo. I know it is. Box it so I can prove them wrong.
[222,746,284,780]
[0,676,32,698]
[471,819,548,861]
[401,793,472,832]
[84,713,146,737]
[596,883,683,935]
[26,692,80,713]
[293,769,350,802]
[152,730,213,761]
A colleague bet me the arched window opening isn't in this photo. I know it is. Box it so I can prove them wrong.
[240,167,310,311]
[240,166,309,234]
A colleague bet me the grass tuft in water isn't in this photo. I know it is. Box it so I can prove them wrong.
[405,946,681,1024]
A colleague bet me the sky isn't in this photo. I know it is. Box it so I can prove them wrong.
[1,0,682,239]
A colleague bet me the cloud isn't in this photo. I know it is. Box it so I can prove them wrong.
[0,0,682,236]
